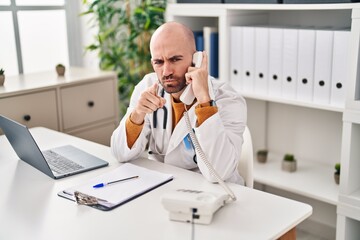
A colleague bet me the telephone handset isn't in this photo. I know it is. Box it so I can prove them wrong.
[179,51,203,105]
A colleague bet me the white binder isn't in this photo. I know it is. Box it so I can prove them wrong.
[268,27,283,97]
[230,26,243,92]
[254,27,269,95]
[313,29,334,105]
[330,30,350,108]
[296,28,316,103]
[241,26,255,93]
[282,28,298,100]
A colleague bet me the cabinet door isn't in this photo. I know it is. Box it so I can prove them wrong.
[68,122,116,146]
[0,90,58,130]
[60,79,116,130]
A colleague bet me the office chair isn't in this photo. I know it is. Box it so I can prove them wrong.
[238,126,254,188]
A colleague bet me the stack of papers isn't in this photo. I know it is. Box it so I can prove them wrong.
[58,163,173,210]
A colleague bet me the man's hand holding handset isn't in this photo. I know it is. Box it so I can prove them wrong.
[184,51,211,105]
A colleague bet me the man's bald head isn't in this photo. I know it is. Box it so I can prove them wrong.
[150,22,196,56]
[149,22,199,96]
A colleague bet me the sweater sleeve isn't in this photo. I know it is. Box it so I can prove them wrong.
[125,115,144,148]
[195,105,218,126]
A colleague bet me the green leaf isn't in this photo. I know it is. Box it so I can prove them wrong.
[85,44,99,51]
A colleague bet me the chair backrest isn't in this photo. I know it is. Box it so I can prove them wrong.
[237,126,254,188]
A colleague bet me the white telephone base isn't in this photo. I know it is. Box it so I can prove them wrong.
[161,189,229,225]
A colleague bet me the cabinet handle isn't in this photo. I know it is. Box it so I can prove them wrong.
[23,115,31,121]
[87,101,95,107]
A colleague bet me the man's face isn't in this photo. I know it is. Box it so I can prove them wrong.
[150,35,193,96]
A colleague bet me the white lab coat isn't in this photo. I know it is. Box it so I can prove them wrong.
[111,73,247,184]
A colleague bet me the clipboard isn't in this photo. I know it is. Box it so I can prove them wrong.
[58,163,173,211]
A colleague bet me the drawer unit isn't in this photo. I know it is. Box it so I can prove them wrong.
[0,90,58,130]
[68,121,116,146]
[0,68,118,144]
[60,79,116,130]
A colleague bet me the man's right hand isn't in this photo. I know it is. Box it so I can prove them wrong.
[130,82,166,125]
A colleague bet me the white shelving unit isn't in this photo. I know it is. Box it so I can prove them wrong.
[255,152,339,205]
[167,3,360,240]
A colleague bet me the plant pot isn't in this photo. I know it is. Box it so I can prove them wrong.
[257,152,268,163]
[0,75,4,86]
[56,66,65,76]
[334,173,340,184]
[282,160,297,172]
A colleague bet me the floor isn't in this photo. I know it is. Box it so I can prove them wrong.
[297,229,333,240]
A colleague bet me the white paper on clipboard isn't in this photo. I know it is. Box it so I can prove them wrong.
[58,163,173,210]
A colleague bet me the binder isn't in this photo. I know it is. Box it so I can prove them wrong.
[313,29,334,105]
[241,26,256,93]
[330,30,350,108]
[230,26,243,91]
[193,31,204,51]
[225,0,281,2]
[254,27,269,95]
[58,163,173,211]
[203,26,218,77]
[296,28,316,103]
[268,27,283,97]
[178,0,222,2]
[284,0,359,3]
[282,28,298,100]
[210,31,219,78]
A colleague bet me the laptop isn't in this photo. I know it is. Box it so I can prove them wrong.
[0,115,109,179]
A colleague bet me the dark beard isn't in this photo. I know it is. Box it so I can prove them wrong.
[159,75,187,94]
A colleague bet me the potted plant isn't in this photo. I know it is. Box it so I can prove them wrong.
[334,163,340,184]
[257,149,268,163]
[0,68,5,86]
[81,0,166,116]
[56,64,66,76]
[282,153,297,172]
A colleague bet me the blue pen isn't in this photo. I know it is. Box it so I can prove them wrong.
[93,175,139,188]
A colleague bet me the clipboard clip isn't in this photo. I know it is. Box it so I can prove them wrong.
[74,191,108,206]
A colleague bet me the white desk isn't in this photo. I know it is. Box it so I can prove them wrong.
[0,127,312,240]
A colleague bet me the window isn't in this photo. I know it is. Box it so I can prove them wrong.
[0,0,81,76]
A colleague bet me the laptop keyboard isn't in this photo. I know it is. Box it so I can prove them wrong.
[43,150,84,174]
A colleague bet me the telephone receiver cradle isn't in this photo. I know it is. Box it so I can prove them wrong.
[161,189,229,225]
[179,51,203,105]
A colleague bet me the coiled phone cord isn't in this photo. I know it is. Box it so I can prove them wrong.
[183,110,237,202]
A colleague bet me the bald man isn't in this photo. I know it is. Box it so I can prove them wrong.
[111,22,247,185]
